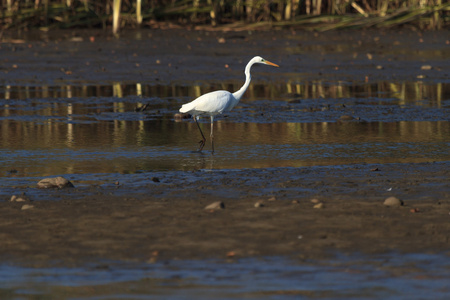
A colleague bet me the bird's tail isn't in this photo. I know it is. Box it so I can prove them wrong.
[179,102,195,113]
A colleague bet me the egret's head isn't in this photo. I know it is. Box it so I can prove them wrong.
[253,56,279,67]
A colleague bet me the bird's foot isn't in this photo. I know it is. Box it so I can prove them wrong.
[197,139,206,152]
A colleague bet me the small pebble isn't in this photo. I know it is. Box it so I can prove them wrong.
[147,250,159,263]
[226,251,236,258]
[254,202,264,208]
[21,204,34,210]
[268,197,276,201]
[313,203,324,209]
[339,115,355,121]
[10,194,29,202]
[151,177,160,183]
[292,200,300,204]
[310,198,320,204]
[383,196,403,207]
[174,113,190,120]
[421,65,432,70]
[204,201,225,210]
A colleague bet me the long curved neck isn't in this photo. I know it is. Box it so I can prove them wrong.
[232,60,254,101]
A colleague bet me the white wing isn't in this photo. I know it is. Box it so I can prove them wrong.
[179,90,238,115]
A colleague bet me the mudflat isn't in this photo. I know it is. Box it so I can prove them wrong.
[2,163,449,267]
[1,28,449,267]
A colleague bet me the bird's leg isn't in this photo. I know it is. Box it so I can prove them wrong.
[194,116,206,151]
[210,116,214,153]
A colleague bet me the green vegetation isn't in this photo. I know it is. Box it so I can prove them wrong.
[1,0,449,32]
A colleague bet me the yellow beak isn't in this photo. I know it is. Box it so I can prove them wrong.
[264,60,279,67]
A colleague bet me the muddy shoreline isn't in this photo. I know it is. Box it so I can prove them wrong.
[1,28,449,268]
[2,162,449,267]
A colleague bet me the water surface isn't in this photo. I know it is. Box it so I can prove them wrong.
[1,81,449,178]
[1,253,449,299]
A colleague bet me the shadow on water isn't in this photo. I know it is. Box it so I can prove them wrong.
[1,253,449,299]
[0,81,449,178]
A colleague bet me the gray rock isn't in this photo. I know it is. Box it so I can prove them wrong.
[37,176,74,189]
[254,201,265,208]
[21,204,34,210]
[11,196,25,202]
[313,202,324,209]
[339,115,355,121]
[10,193,30,202]
[204,201,225,210]
[383,196,403,207]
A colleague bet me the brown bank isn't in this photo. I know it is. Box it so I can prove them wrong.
[1,163,449,267]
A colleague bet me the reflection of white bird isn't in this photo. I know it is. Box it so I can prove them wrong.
[179,56,279,153]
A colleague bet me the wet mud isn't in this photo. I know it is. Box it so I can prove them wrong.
[1,28,449,86]
[1,162,450,267]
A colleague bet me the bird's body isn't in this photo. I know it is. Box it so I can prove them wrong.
[180,90,238,117]
[180,56,279,152]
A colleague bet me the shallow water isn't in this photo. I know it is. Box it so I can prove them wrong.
[1,80,449,299]
[1,253,449,299]
[1,81,449,178]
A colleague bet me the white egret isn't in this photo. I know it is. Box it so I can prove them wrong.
[179,56,279,152]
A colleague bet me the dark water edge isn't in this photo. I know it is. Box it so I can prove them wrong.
[1,252,449,300]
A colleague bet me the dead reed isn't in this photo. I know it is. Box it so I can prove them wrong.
[0,0,448,32]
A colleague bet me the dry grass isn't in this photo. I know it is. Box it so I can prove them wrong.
[0,0,448,31]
